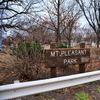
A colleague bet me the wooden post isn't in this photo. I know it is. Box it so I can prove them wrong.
[50,67,57,78]
[79,42,85,73]
[50,42,57,77]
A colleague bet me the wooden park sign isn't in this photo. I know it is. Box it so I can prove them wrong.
[44,47,90,77]
[44,48,90,67]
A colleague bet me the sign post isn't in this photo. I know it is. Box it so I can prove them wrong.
[50,67,57,78]
[50,42,57,77]
[79,42,85,73]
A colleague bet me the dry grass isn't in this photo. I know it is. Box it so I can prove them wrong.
[0,48,17,68]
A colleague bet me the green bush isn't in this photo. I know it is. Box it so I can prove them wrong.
[58,43,68,48]
[15,41,42,60]
[96,87,100,93]
[14,41,43,81]
[75,92,90,100]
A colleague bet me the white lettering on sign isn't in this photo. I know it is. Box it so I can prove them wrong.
[50,51,59,56]
[64,59,77,65]
[51,51,56,56]
[50,50,87,57]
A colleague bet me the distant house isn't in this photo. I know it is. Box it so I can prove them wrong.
[1,33,23,49]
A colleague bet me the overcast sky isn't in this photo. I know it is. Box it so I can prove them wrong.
[1,0,90,38]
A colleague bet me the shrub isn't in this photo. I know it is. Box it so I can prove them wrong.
[96,87,100,93]
[15,41,42,59]
[75,92,90,100]
[15,41,43,81]
[58,43,68,48]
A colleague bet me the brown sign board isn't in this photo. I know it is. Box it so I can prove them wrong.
[44,48,90,67]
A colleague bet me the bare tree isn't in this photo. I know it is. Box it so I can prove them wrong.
[40,0,81,47]
[0,0,41,30]
[75,0,100,47]
[60,2,81,47]
[40,0,66,44]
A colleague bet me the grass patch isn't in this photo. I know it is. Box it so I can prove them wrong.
[75,92,90,100]
[96,87,100,93]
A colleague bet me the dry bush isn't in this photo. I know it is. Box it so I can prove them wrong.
[14,41,44,81]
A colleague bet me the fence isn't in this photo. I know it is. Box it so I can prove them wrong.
[0,70,100,100]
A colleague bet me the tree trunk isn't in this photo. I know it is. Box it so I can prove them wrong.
[96,31,100,48]
[68,29,72,48]
[56,33,61,44]
[68,38,71,48]
[97,37,99,48]
[56,0,61,45]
